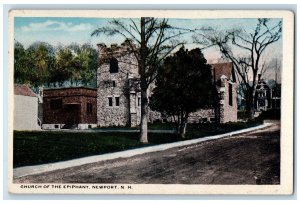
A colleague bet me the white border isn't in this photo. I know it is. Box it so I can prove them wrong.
[7,9,294,195]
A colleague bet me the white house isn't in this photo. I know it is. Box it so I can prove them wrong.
[14,85,41,130]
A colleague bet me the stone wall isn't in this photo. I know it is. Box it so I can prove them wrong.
[220,77,238,123]
[189,109,215,123]
[97,44,139,127]
[97,43,238,127]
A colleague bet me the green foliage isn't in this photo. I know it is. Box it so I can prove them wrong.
[14,41,55,86]
[91,18,195,143]
[257,109,280,120]
[26,42,56,87]
[14,41,98,88]
[68,43,98,86]
[50,47,74,86]
[13,131,139,168]
[151,47,215,114]
[14,41,29,84]
[150,47,216,136]
[13,121,261,167]
[237,110,248,120]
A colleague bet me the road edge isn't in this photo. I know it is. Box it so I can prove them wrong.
[13,122,273,179]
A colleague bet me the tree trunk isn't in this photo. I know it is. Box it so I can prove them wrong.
[245,87,256,120]
[179,122,187,139]
[139,17,149,144]
[179,113,188,139]
[176,114,181,135]
[139,88,148,143]
[173,115,180,135]
[250,88,256,120]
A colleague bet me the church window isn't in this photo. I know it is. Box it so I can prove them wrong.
[108,97,113,106]
[229,83,233,106]
[109,58,119,73]
[115,97,120,106]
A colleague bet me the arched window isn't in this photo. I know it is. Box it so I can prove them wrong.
[109,58,119,73]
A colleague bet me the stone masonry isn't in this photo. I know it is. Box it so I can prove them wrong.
[97,43,237,127]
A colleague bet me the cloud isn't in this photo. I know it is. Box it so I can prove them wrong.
[20,20,93,32]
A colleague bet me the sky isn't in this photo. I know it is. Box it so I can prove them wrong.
[14,17,282,80]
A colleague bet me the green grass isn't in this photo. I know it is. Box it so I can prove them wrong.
[13,121,262,168]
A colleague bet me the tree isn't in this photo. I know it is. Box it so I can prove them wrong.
[47,44,98,87]
[14,41,29,84]
[150,47,215,138]
[194,18,282,119]
[14,41,55,87]
[69,43,98,87]
[24,42,56,88]
[92,18,190,143]
[50,47,74,87]
[14,41,98,89]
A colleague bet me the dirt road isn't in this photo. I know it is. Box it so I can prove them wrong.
[14,123,280,184]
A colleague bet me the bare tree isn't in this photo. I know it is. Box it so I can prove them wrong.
[92,18,191,143]
[194,18,282,119]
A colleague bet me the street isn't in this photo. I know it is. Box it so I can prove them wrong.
[14,123,280,185]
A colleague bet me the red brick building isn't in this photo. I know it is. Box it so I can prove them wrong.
[42,87,97,129]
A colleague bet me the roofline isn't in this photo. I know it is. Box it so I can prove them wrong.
[210,62,233,66]
[43,86,97,91]
[14,84,37,97]
[14,93,37,97]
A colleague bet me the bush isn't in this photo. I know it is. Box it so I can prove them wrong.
[237,110,248,120]
[257,109,281,120]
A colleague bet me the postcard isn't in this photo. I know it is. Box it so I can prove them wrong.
[8,10,294,194]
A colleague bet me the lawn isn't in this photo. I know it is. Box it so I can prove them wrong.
[13,121,262,168]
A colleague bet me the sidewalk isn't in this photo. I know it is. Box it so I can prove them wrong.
[13,123,273,179]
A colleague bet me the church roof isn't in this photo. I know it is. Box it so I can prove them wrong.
[14,84,37,97]
[211,62,235,82]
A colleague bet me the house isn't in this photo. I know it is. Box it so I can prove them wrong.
[254,75,272,111]
[96,43,238,127]
[42,87,97,129]
[254,75,281,112]
[271,84,281,109]
[14,84,41,130]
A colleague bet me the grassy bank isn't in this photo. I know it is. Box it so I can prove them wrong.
[14,121,262,168]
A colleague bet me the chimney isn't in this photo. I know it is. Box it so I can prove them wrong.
[258,74,261,82]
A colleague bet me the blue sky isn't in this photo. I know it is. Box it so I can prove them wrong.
[15,17,281,46]
[14,17,282,78]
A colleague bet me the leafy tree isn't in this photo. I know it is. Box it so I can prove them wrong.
[69,43,98,86]
[26,42,55,87]
[194,18,282,119]
[14,41,29,84]
[150,47,215,138]
[14,41,98,88]
[50,47,74,87]
[92,18,191,143]
[47,43,98,87]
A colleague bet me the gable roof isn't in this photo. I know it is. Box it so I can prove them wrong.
[211,62,236,82]
[14,85,37,97]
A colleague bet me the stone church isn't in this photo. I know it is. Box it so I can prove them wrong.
[96,43,237,127]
